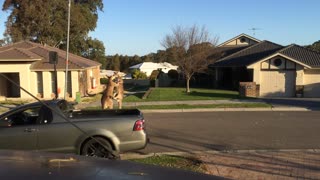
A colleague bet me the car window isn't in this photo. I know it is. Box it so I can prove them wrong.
[6,107,41,127]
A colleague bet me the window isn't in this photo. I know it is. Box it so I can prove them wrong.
[273,58,282,67]
[5,107,41,126]
[240,38,246,43]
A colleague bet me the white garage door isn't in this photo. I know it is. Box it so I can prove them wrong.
[304,70,320,97]
[260,71,295,97]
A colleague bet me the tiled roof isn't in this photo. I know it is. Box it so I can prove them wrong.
[207,45,249,60]
[0,48,42,60]
[279,44,320,67]
[0,41,101,70]
[211,41,284,67]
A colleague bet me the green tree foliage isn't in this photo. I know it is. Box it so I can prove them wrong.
[306,40,320,53]
[154,50,167,63]
[2,0,104,57]
[132,55,142,65]
[82,37,106,68]
[112,54,121,71]
[132,69,147,79]
[120,55,130,72]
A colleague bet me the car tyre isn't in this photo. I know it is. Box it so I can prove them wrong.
[81,137,114,159]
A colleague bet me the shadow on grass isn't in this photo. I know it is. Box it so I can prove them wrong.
[124,93,145,102]
[124,85,149,92]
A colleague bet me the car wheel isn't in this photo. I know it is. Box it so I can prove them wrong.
[81,137,114,159]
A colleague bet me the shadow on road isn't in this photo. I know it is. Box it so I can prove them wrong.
[261,98,320,110]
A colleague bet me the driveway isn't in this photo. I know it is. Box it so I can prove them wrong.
[260,98,320,110]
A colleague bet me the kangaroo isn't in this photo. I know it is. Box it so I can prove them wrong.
[113,72,124,109]
[101,74,119,109]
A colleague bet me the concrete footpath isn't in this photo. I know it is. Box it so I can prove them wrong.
[121,149,320,179]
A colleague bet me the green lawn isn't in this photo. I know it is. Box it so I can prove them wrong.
[130,155,206,173]
[124,88,240,102]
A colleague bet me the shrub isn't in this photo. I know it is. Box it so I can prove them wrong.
[100,78,109,84]
[168,69,179,79]
[132,69,148,79]
[149,70,160,80]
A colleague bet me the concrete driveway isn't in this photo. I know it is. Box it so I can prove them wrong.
[260,98,320,110]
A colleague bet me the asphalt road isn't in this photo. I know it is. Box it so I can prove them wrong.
[138,111,320,154]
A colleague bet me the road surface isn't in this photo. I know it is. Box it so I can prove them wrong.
[138,111,320,153]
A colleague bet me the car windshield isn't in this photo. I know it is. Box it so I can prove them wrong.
[0,1,320,179]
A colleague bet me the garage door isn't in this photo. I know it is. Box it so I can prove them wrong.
[304,70,320,97]
[260,71,295,97]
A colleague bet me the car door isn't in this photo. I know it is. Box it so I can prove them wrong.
[36,104,81,153]
[0,107,39,150]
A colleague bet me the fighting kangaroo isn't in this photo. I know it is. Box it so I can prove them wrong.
[113,72,124,109]
[101,74,119,109]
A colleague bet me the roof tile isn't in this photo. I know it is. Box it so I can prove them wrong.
[212,41,283,67]
[279,44,320,67]
[0,41,100,70]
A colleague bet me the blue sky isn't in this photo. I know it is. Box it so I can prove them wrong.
[1,0,320,56]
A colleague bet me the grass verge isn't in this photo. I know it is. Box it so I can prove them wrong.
[0,100,31,105]
[84,103,271,110]
[130,155,206,173]
[133,103,271,109]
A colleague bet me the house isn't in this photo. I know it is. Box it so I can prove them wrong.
[210,34,320,97]
[129,62,178,77]
[100,70,126,78]
[0,41,101,100]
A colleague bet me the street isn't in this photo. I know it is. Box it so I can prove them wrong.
[138,111,320,153]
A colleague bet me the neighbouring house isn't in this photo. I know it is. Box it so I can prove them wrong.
[210,33,320,98]
[100,70,126,78]
[129,62,178,77]
[0,41,101,100]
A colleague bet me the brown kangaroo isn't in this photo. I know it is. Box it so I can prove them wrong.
[113,72,124,109]
[101,74,119,109]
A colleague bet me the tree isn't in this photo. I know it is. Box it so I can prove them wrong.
[120,55,130,72]
[154,50,167,63]
[2,0,104,56]
[112,54,120,71]
[306,40,320,53]
[161,24,219,93]
[131,55,142,66]
[82,37,106,68]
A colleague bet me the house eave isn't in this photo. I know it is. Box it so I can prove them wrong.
[217,33,261,47]
[0,58,42,62]
[246,53,312,69]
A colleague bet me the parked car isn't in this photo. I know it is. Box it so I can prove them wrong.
[0,100,148,158]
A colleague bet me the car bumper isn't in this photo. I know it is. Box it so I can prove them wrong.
[118,130,148,152]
